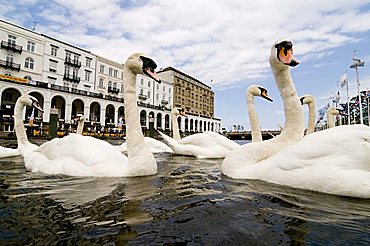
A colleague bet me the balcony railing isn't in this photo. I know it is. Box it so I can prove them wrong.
[161,99,169,105]
[0,59,20,71]
[108,87,120,94]
[71,88,88,95]
[64,57,81,67]
[63,74,80,83]
[1,41,22,53]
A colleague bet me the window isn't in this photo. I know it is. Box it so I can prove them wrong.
[73,54,79,62]
[72,67,78,77]
[27,41,35,52]
[48,76,57,85]
[6,53,13,63]
[121,84,123,92]
[157,84,159,90]
[65,65,70,75]
[49,59,57,73]
[51,45,58,56]
[8,35,16,45]
[24,57,34,69]
[148,81,150,87]
[147,91,150,98]
[108,81,112,89]
[156,93,159,100]
[85,70,91,81]
[100,65,105,73]
[66,51,71,60]
[114,69,118,78]
[86,57,92,67]
[99,78,104,88]
[163,85,165,92]
[169,88,171,93]
[141,78,144,85]
[162,95,165,100]
[169,96,171,102]
[113,82,117,89]
[140,89,143,95]
[109,68,113,76]
[64,82,70,87]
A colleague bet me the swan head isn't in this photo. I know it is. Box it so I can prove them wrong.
[124,52,161,84]
[269,39,299,71]
[327,107,346,116]
[172,107,187,117]
[247,84,273,102]
[18,95,44,113]
[300,95,315,105]
[75,113,84,122]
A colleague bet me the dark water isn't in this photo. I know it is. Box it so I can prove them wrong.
[0,139,369,245]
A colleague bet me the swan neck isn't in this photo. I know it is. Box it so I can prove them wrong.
[273,68,304,140]
[14,100,29,146]
[171,113,181,140]
[77,119,84,135]
[327,113,335,128]
[306,102,316,134]
[123,67,151,158]
[247,93,262,142]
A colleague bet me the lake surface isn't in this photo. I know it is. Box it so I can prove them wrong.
[0,139,369,245]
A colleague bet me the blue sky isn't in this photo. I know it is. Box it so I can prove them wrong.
[2,0,370,130]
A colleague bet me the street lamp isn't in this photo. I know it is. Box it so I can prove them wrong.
[350,51,365,124]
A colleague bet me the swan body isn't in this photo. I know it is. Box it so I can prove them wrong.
[232,124,370,198]
[159,131,239,158]
[300,95,316,135]
[16,53,159,177]
[247,85,273,142]
[222,39,304,177]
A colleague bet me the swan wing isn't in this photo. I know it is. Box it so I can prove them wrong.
[0,146,20,158]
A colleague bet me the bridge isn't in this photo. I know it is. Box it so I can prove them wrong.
[225,130,281,140]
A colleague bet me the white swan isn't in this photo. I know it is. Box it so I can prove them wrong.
[300,95,316,135]
[232,124,370,198]
[75,113,85,135]
[221,39,304,177]
[170,107,186,140]
[158,108,240,158]
[15,53,159,177]
[326,107,342,128]
[247,85,273,142]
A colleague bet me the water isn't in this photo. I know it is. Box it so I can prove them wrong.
[0,139,369,245]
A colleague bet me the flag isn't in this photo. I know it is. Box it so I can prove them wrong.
[338,73,348,88]
[29,108,35,127]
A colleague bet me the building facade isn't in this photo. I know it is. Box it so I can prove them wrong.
[0,19,221,136]
[158,67,220,133]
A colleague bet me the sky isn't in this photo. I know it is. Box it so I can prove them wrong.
[1,0,370,130]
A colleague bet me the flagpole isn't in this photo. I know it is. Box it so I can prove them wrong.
[346,81,350,125]
[350,51,365,124]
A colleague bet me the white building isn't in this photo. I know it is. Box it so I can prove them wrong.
[0,19,221,136]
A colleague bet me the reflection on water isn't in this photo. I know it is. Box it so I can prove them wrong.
[0,139,369,245]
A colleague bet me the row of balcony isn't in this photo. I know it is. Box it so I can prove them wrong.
[63,73,80,83]
[1,41,22,54]
[108,87,120,94]
[64,57,81,67]
[0,59,20,71]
